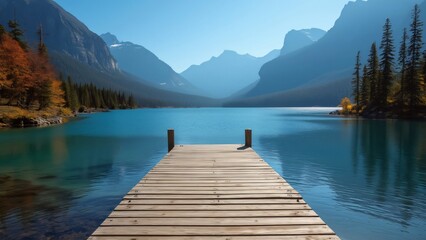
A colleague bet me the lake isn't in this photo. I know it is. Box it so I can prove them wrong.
[0,108,425,239]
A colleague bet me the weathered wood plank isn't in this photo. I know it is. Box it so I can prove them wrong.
[139,179,286,183]
[114,204,311,211]
[133,186,293,190]
[120,199,306,205]
[128,190,299,195]
[136,183,289,187]
[108,210,318,218]
[101,217,323,226]
[89,144,338,239]
[92,225,334,236]
[123,193,302,199]
[89,236,340,240]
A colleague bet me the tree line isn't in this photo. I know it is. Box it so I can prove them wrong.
[0,19,138,113]
[351,4,426,117]
[62,76,137,111]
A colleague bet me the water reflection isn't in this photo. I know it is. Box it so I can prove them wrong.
[259,118,426,239]
[353,120,426,226]
[0,109,425,239]
[0,126,164,239]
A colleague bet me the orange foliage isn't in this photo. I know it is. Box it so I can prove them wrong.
[0,32,65,109]
[0,34,32,102]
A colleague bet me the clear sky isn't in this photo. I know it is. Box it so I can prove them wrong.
[54,0,352,72]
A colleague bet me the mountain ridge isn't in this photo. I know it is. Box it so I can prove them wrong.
[228,0,423,106]
[100,33,199,95]
[0,0,217,107]
[280,28,326,55]
[181,49,280,98]
[0,0,118,72]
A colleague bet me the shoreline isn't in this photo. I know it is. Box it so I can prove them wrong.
[0,106,111,129]
[329,109,426,120]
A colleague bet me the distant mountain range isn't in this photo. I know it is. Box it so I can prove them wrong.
[227,0,425,107]
[280,28,326,55]
[2,0,422,107]
[100,33,199,95]
[181,50,279,98]
[181,28,326,99]
[0,0,215,107]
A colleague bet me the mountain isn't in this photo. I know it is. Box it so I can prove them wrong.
[228,0,423,107]
[100,32,119,46]
[100,33,199,95]
[0,0,117,72]
[50,51,219,107]
[0,0,217,107]
[181,49,280,98]
[280,28,326,55]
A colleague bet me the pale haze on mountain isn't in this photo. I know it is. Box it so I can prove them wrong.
[280,28,326,55]
[227,0,425,106]
[181,50,279,98]
[0,0,424,106]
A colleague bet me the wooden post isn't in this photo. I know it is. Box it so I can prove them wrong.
[168,129,175,152]
[245,129,252,148]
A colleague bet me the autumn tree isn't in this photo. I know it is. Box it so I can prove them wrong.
[0,34,31,106]
[0,23,65,110]
[379,18,394,108]
[341,97,352,114]
[352,51,361,113]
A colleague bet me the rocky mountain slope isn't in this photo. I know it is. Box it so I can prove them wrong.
[100,33,198,95]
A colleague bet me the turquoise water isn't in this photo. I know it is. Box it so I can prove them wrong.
[0,108,425,239]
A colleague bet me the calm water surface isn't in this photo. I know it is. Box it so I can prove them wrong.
[0,108,425,239]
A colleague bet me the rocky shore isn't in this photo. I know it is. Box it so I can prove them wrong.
[329,107,426,119]
[0,115,67,128]
[0,106,113,129]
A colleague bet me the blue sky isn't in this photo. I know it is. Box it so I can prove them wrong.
[54,0,352,72]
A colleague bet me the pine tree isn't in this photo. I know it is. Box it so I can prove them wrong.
[66,77,79,111]
[7,20,26,50]
[398,28,408,107]
[352,51,361,113]
[0,24,5,36]
[37,80,52,109]
[379,18,395,108]
[360,65,369,107]
[37,24,47,57]
[81,85,91,107]
[62,76,71,107]
[367,43,380,106]
[406,4,424,110]
[128,95,136,108]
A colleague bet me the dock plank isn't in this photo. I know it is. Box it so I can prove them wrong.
[89,144,339,239]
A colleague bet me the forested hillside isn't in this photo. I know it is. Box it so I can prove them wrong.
[0,21,137,127]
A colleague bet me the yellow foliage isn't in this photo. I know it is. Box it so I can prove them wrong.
[340,97,352,114]
[51,79,65,107]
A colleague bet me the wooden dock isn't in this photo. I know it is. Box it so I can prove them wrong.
[89,130,339,240]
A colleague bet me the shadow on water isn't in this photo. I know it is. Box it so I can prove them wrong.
[259,118,426,239]
[0,126,165,239]
[352,120,426,226]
